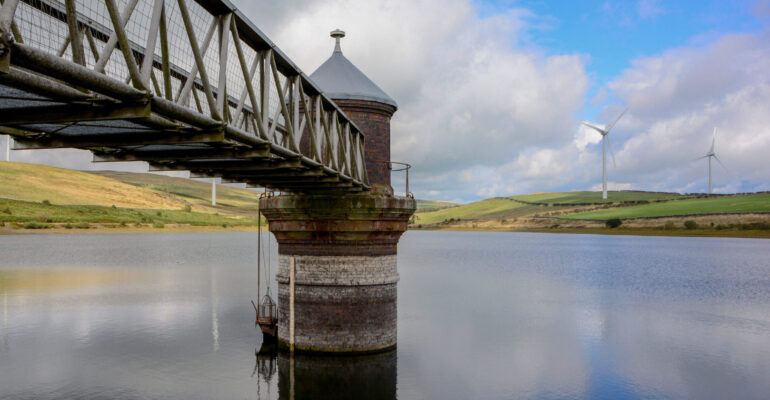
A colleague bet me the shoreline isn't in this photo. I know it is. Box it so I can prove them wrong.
[410,226,770,239]
[0,225,261,235]
[3,224,768,239]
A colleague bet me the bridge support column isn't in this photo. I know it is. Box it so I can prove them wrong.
[259,193,415,354]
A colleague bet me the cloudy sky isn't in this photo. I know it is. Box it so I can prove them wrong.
[6,0,770,202]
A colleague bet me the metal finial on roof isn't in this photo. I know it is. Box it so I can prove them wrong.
[310,29,397,108]
[330,29,345,53]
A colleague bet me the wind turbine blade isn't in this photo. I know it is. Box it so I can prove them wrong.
[713,154,728,171]
[694,155,709,161]
[606,134,617,167]
[581,121,605,134]
[605,107,628,133]
[710,128,716,153]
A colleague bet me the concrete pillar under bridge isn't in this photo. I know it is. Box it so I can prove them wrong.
[259,193,415,353]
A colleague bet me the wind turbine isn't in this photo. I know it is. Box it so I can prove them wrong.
[581,108,627,200]
[697,127,725,195]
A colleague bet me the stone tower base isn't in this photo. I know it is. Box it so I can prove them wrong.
[259,194,415,353]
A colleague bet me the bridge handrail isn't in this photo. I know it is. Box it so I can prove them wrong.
[0,0,369,186]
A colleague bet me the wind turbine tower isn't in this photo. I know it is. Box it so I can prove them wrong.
[211,178,216,206]
[581,108,627,200]
[698,128,724,195]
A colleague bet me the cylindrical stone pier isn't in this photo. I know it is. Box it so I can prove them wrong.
[259,193,415,353]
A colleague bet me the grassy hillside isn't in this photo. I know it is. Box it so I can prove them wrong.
[0,162,264,231]
[0,198,258,228]
[413,198,547,225]
[0,162,189,209]
[0,161,260,214]
[513,190,686,205]
[563,193,770,219]
[415,199,459,212]
[411,191,770,237]
[90,171,259,214]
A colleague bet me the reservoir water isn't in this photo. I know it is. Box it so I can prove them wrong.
[1,231,769,399]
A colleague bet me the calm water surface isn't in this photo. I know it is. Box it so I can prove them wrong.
[1,231,769,399]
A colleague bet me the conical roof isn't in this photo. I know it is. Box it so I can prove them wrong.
[309,30,397,109]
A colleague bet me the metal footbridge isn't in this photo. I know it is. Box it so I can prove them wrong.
[0,0,370,193]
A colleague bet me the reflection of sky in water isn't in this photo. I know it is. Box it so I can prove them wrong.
[1,231,769,399]
[396,232,770,400]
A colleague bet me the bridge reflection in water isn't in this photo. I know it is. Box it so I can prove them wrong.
[253,347,396,400]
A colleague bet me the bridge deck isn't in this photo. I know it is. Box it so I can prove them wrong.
[0,0,370,193]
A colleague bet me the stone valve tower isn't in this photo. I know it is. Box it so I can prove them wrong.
[259,30,416,353]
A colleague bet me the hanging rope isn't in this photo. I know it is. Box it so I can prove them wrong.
[257,188,273,299]
[262,188,272,297]
[255,191,262,320]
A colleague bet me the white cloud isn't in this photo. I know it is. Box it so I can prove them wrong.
[474,28,770,199]
[574,124,603,151]
[237,0,590,201]
[604,30,770,193]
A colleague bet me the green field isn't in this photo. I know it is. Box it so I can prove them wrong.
[415,199,459,212]
[413,191,770,229]
[414,197,545,225]
[564,193,770,219]
[513,191,687,205]
[0,198,258,227]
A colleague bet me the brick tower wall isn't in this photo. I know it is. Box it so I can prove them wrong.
[331,99,396,188]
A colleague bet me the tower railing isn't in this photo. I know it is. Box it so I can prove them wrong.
[388,161,413,198]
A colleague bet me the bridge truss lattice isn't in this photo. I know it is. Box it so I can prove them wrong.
[0,0,370,193]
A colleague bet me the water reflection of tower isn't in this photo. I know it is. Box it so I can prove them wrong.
[275,350,397,400]
[253,347,278,399]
